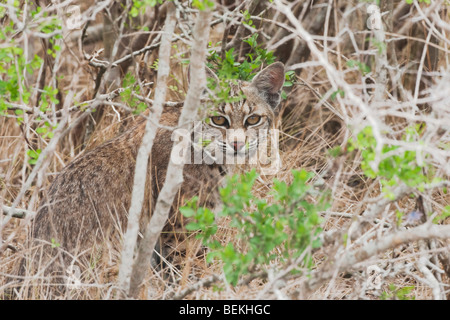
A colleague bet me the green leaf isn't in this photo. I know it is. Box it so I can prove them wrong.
[185,222,200,231]
[180,207,195,218]
[330,89,345,101]
[36,127,47,135]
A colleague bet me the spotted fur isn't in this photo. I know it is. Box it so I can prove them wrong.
[18,62,285,296]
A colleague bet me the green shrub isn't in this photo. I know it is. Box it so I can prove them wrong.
[181,169,329,285]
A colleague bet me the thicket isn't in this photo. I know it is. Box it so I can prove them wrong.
[1,0,450,300]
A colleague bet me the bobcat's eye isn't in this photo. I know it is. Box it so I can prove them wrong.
[211,116,228,127]
[246,115,261,126]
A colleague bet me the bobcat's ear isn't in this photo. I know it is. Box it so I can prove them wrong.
[251,62,285,109]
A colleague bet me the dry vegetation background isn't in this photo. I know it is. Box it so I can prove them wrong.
[1,0,450,300]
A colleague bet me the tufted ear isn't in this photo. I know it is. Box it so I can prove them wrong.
[251,62,285,109]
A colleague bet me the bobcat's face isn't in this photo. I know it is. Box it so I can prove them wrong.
[195,62,285,165]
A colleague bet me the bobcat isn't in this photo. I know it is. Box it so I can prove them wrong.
[17,62,285,297]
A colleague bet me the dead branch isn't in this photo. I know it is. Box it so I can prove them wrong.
[2,206,35,219]
[128,4,213,299]
[170,274,221,300]
[301,223,450,296]
[116,3,177,299]
[224,0,262,52]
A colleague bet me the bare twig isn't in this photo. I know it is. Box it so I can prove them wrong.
[302,223,450,296]
[0,74,77,251]
[128,4,213,298]
[116,3,177,299]
[2,205,35,219]
[274,0,385,172]
[170,274,221,300]
[225,0,261,52]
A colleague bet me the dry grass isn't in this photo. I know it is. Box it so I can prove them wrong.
[1,0,450,300]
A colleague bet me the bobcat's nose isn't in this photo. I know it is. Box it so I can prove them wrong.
[232,141,246,152]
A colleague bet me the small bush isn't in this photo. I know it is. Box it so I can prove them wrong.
[181,169,329,285]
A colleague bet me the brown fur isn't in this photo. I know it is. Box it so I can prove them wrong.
[18,62,285,297]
